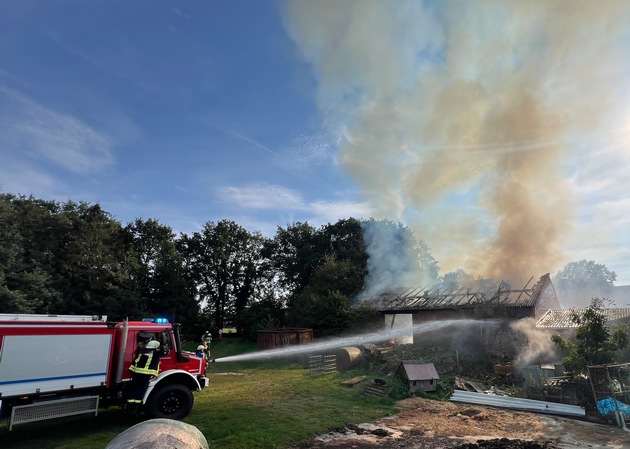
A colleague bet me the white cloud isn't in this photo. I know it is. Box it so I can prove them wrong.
[0,88,114,174]
[171,7,191,19]
[217,183,370,228]
[561,127,630,283]
[308,200,370,224]
[280,133,331,170]
[217,184,305,210]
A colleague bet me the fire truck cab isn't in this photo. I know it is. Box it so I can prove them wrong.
[0,314,208,430]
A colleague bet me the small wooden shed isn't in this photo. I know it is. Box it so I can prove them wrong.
[256,328,313,350]
[396,360,440,394]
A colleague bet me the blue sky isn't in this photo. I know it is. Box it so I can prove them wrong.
[0,1,363,236]
[2,1,630,285]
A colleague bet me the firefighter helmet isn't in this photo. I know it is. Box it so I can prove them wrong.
[146,340,160,349]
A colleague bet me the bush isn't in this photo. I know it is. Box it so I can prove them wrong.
[385,377,410,400]
[420,377,454,401]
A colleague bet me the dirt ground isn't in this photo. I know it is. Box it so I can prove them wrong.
[293,397,629,449]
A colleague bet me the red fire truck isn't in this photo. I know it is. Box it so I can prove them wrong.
[0,314,208,430]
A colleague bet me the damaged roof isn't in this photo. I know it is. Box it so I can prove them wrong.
[399,360,440,381]
[363,273,554,312]
[536,308,630,328]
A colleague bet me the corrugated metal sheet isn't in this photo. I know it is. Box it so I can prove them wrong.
[401,360,439,381]
[536,308,630,329]
[451,390,585,417]
[363,274,554,312]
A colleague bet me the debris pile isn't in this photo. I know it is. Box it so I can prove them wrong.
[294,396,629,449]
[451,438,559,449]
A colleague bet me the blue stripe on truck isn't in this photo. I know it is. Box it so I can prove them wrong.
[0,372,107,385]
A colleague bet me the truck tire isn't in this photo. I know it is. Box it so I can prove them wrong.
[146,384,194,420]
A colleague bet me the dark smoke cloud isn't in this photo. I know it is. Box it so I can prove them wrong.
[283,0,630,286]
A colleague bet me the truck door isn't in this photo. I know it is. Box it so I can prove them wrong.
[154,330,176,371]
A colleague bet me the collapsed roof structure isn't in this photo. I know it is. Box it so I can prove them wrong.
[363,273,559,320]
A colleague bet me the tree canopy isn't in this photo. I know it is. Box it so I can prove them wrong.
[1,194,401,338]
[553,259,617,307]
[6,192,616,342]
[554,259,616,290]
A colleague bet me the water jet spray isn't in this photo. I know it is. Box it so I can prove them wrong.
[211,319,495,363]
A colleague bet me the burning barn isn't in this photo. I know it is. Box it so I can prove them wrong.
[365,273,558,324]
[360,274,559,354]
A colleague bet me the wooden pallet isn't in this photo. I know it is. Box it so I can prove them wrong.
[340,375,367,387]
[363,382,390,398]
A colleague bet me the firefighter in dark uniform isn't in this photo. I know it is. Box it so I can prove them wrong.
[136,330,152,350]
[126,339,161,413]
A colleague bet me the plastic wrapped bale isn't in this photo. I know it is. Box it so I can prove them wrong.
[105,419,208,449]
[335,346,364,372]
[597,397,630,417]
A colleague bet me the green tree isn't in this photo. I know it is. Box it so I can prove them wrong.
[235,297,286,341]
[52,202,129,317]
[320,218,368,298]
[265,222,321,296]
[184,220,269,329]
[287,288,351,337]
[415,238,440,284]
[0,194,64,313]
[123,218,198,323]
[308,254,363,298]
[285,254,360,335]
[551,298,630,376]
[553,260,616,307]
[554,260,616,290]
[0,194,28,312]
[441,268,474,284]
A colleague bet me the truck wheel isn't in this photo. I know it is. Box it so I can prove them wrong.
[146,384,194,420]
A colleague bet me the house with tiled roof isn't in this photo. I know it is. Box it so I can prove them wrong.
[536,308,630,329]
[535,307,630,366]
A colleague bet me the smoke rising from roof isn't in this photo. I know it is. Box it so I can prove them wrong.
[283,1,630,285]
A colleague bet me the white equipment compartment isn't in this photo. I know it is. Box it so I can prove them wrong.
[0,334,113,397]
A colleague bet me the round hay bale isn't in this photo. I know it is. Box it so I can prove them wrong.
[335,346,364,371]
[105,419,208,449]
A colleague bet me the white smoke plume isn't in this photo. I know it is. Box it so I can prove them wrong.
[283,1,630,287]
[510,318,562,370]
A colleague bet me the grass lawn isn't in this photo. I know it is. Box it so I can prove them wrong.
[1,339,401,449]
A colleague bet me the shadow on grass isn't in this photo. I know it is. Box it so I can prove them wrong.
[1,407,144,449]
